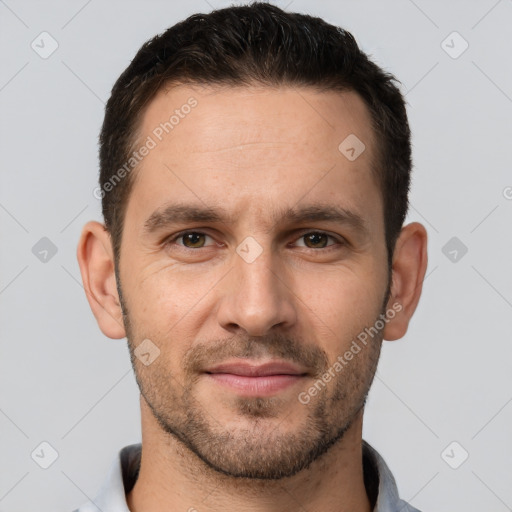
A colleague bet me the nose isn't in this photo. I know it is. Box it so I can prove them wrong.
[216,243,297,337]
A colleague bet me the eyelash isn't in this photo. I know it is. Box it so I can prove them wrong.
[164,230,345,251]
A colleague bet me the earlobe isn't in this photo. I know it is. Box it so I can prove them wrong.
[76,221,126,339]
[383,222,428,341]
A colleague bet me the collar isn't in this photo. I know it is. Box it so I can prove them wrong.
[74,440,421,512]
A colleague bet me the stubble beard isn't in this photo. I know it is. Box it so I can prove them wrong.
[117,271,388,480]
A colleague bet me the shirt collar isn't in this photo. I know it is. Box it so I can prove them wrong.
[75,440,421,512]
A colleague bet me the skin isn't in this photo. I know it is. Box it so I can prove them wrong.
[77,84,428,512]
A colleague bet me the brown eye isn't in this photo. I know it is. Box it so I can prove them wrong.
[303,232,329,248]
[167,231,215,249]
[295,232,340,249]
[181,232,207,248]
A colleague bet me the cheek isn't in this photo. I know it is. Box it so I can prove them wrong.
[124,260,217,338]
[310,267,381,310]
[296,268,384,349]
[124,273,195,373]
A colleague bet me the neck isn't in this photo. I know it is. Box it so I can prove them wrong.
[127,399,372,512]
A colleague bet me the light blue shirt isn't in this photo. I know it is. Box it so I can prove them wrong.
[73,440,421,511]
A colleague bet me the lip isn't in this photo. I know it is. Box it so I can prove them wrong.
[204,360,308,396]
[205,360,307,377]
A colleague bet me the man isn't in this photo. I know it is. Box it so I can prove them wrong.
[75,2,428,511]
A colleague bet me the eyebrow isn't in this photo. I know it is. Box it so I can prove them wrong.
[143,202,369,237]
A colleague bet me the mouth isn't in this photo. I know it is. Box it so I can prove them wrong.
[204,360,308,397]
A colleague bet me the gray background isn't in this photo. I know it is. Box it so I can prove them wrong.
[1,0,511,511]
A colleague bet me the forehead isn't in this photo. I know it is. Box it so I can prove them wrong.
[126,83,382,234]
[139,83,376,159]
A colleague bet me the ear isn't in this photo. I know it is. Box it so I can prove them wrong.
[383,222,428,341]
[76,220,126,339]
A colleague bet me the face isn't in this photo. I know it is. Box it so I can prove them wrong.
[117,84,390,479]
